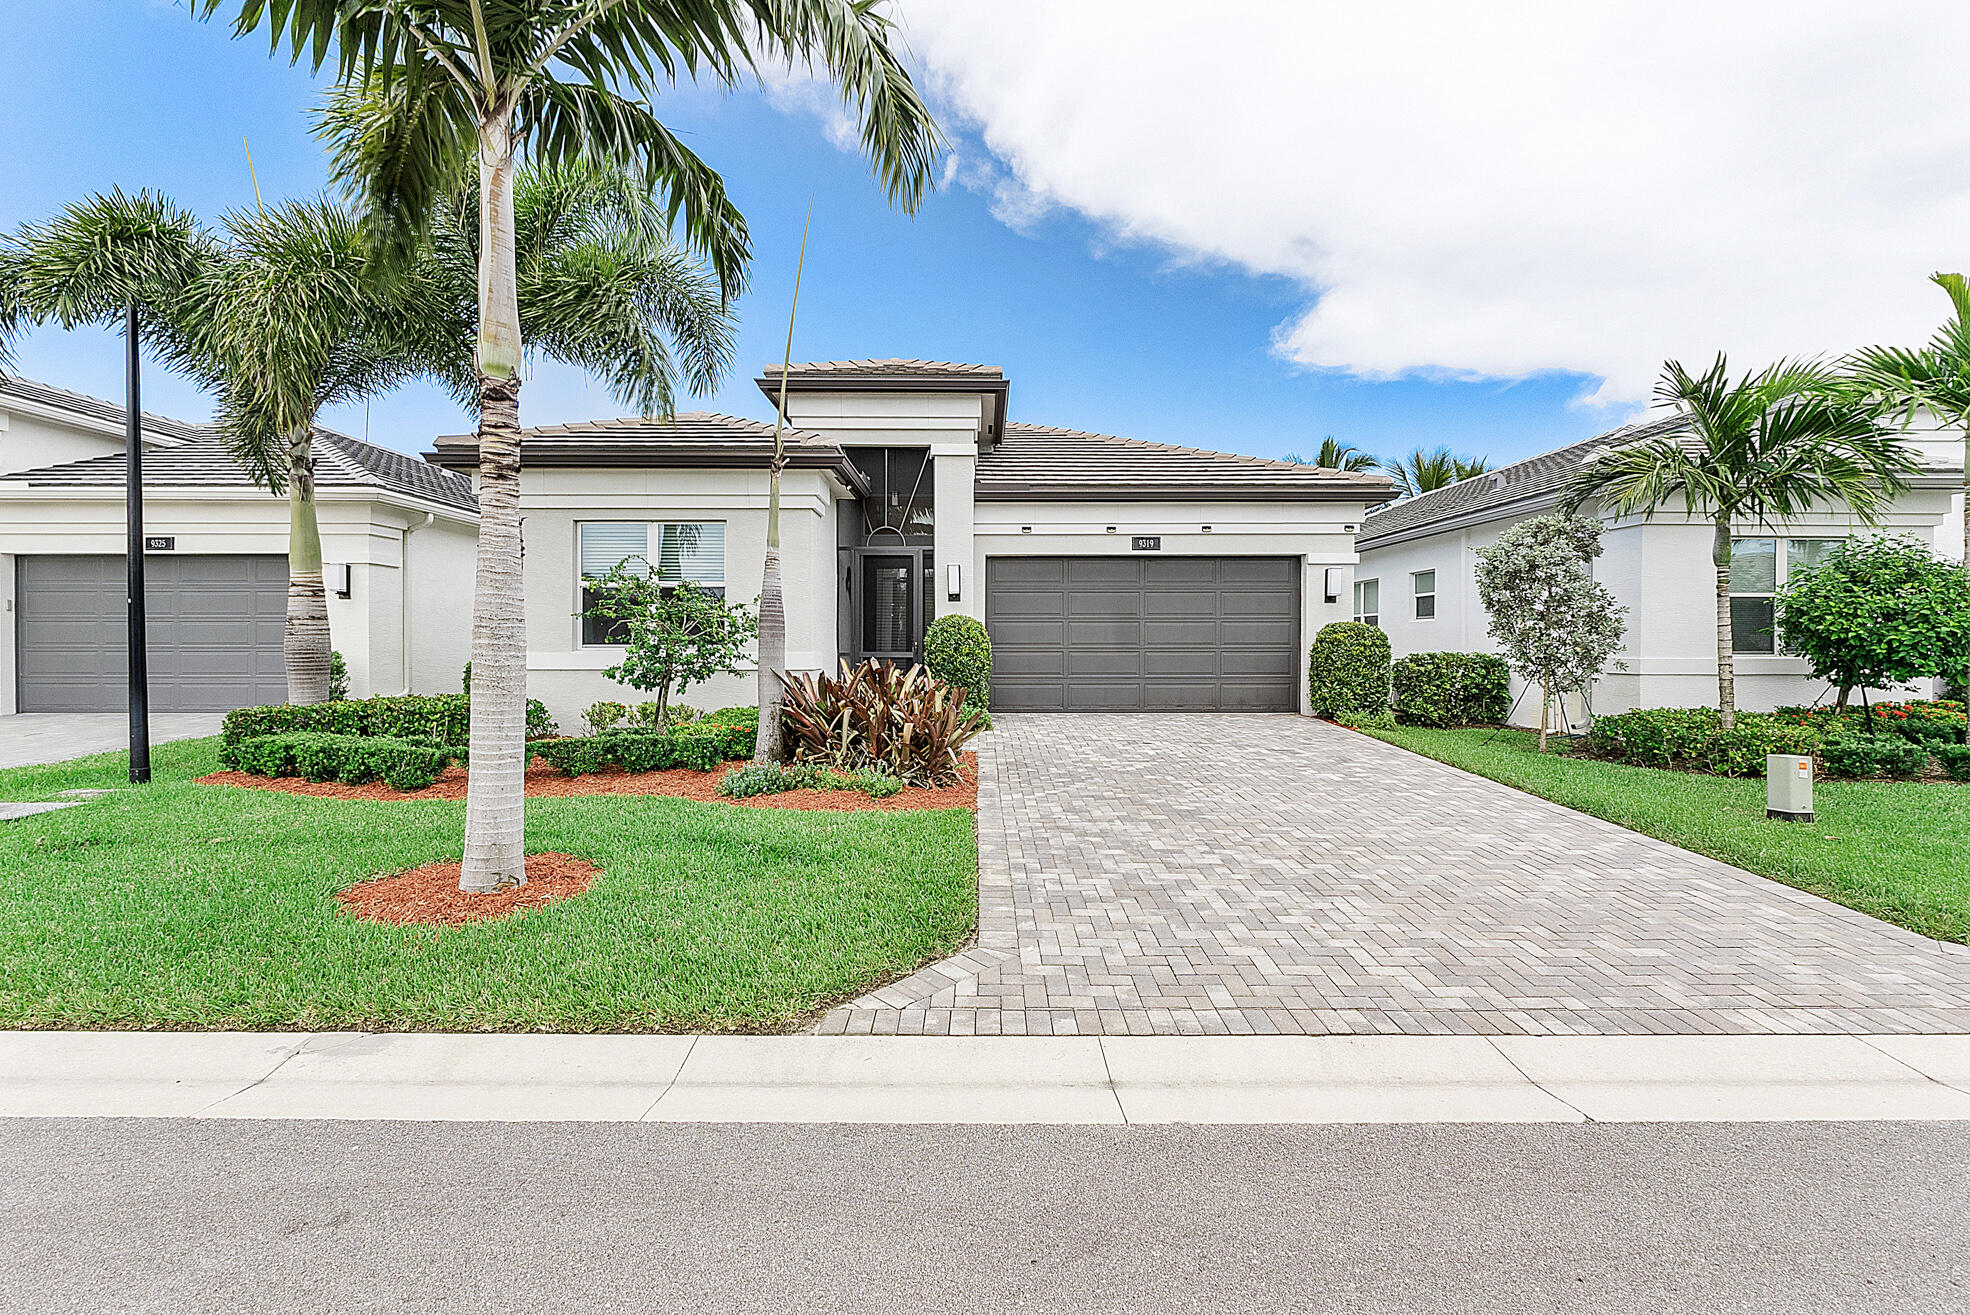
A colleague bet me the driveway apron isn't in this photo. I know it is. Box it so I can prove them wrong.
[819,714,1970,1036]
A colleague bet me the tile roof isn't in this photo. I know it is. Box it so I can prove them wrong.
[763,358,1004,379]
[975,421,1397,503]
[426,411,869,490]
[4,425,478,513]
[1355,415,1687,548]
[0,375,204,443]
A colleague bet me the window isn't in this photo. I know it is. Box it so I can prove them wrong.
[578,521,725,645]
[1353,578,1380,628]
[1728,536,1841,654]
[1412,569,1436,620]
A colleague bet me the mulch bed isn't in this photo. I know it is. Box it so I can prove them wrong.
[337,852,601,927]
[197,752,978,813]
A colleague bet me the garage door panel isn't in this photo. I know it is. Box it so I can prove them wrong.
[987,556,1299,713]
[1066,558,1144,586]
[17,554,288,713]
[1144,649,1220,677]
[1066,618,1143,647]
[1141,558,1218,587]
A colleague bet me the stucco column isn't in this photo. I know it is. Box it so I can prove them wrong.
[933,451,977,619]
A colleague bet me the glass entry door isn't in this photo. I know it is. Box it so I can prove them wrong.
[851,546,930,665]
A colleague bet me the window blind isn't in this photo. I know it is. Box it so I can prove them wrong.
[579,522,649,578]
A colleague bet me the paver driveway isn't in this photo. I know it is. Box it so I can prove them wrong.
[820,714,1970,1036]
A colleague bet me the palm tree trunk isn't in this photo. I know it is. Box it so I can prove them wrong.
[460,117,528,895]
[754,462,786,763]
[282,426,333,705]
[1712,516,1737,731]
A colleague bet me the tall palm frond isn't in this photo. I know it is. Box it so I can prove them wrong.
[1283,435,1380,472]
[1389,445,1489,499]
[1847,271,1970,567]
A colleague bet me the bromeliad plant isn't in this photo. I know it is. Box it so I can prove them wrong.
[779,660,986,786]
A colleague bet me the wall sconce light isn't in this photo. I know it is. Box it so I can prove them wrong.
[326,562,352,599]
[1020,526,1033,534]
[1105,525,1117,534]
[1323,566,1342,604]
[1201,525,1213,533]
[947,563,962,602]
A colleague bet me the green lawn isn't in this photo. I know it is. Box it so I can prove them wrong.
[0,738,976,1032]
[1360,724,1970,943]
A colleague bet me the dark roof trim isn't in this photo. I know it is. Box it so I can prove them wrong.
[425,441,869,494]
[975,481,1397,504]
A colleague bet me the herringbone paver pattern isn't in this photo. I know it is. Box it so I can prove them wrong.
[818,714,1970,1035]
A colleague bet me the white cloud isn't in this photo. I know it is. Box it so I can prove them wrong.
[891,0,1970,403]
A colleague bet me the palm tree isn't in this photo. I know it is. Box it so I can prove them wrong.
[1563,354,1916,729]
[1283,435,1379,472]
[1388,445,1490,498]
[206,1,943,894]
[400,163,735,419]
[1848,272,1970,569]
[197,201,425,704]
[755,209,812,766]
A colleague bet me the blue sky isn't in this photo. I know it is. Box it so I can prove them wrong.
[0,3,1727,468]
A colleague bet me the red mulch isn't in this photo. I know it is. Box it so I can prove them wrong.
[337,852,601,926]
[197,751,978,813]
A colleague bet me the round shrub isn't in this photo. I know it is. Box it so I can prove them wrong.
[925,615,992,708]
[1307,621,1391,719]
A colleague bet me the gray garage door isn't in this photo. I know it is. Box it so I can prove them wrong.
[985,556,1301,712]
[16,554,288,712]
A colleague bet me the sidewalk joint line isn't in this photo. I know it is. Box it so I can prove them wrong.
[638,1034,699,1121]
[1484,1037,1595,1123]
[1094,1036,1129,1125]
[1852,1034,1970,1097]
[189,1030,351,1117]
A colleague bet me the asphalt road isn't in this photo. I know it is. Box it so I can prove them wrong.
[4,1119,1967,1314]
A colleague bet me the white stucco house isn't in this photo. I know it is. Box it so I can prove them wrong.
[0,376,479,713]
[426,359,1397,726]
[1353,416,1966,724]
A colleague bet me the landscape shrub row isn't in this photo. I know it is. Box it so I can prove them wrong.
[229,732,457,792]
[716,761,903,800]
[531,708,759,777]
[222,693,556,752]
[1389,652,1511,727]
[1586,702,1970,780]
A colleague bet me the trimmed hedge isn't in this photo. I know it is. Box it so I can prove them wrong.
[230,732,455,791]
[221,693,556,756]
[1389,652,1511,727]
[716,761,903,800]
[924,615,992,709]
[533,716,757,777]
[1585,707,1821,778]
[1307,622,1391,719]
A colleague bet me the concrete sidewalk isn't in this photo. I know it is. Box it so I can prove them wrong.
[7,1032,1970,1123]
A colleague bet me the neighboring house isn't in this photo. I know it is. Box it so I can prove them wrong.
[1354,417,1966,722]
[0,376,478,714]
[426,359,1396,724]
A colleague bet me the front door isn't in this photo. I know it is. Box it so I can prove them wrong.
[851,546,929,665]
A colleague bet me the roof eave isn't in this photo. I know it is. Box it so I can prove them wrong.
[974,481,1399,504]
[754,374,1012,442]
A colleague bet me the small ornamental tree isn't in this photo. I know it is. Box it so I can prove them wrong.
[1775,535,1970,716]
[924,615,993,710]
[580,568,759,727]
[1475,514,1628,750]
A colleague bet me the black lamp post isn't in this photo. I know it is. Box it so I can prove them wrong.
[125,301,151,784]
